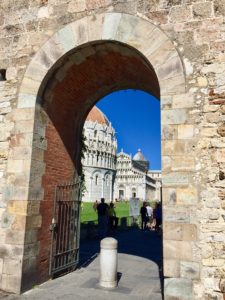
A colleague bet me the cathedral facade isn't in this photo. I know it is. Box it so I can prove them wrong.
[82,107,161,202]
[115,149,160,202]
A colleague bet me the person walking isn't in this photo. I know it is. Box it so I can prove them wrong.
[97,198,108,238]
[108,202,119,233]
[140,202,148,231]
[155,202,162,234]
[146,203,153,227]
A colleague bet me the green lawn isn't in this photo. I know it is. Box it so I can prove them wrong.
[81,201,130,223]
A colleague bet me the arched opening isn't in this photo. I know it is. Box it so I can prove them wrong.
[30,40,160,285]
[10,13,187,296]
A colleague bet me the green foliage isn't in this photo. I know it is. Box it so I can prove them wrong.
[79,132,87,196]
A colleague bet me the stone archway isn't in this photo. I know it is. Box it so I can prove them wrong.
[5,12,191,298]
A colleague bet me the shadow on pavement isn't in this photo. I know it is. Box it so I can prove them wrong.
[79,228,162,268]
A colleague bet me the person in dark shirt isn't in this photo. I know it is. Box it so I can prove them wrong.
[140,202,148,231]
[155,202,162,234]
[108,202,119,232]
[97,198,108,238]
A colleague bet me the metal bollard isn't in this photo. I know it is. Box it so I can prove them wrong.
[99,237,118,288]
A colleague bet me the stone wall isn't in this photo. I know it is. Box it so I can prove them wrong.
[0,1,224,299]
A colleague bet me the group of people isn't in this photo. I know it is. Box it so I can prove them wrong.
[140,202,162,232]
[92,198,162,239]
[93,198,119,238]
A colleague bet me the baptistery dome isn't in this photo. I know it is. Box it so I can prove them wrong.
[86,106,109,125]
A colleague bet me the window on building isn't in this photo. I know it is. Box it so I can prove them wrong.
[95,175,98,185]
[119,190,124,199]
[132,188,136,198]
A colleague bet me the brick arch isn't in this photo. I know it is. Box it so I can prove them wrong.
[18,12,185,110]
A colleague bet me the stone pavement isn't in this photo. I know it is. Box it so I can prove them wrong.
[3,229,162,300]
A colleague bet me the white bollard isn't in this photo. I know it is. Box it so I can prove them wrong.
[99,237,118,288]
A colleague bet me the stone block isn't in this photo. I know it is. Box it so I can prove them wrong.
[28,187,44,201]
[201,127,218,137]
[162,125,177,140]
[102,13,122,40]
[214,0,225,16]
[26,215,42,229]
[162,172,189,187]
[7,201,27,216]
[164,207,190,223]
[162,156,172,172]
[193,2,213,19]
[27,201,40,216]
[197,76,208,87]
[1,212,14,229]
[214,149,225,163]
[177,125,194,139]
[162,140,186,155]
[202,258,224,267]
[172,156,195,171]
[162,188,177,205]
[161,109,187,125]
[161,75,186,96]
[5,230,25,245]
[7,160,24,173]
[177,187,198,205]
[169,5,192,23]
[32,148,44,161]
[3,259,22,275]
[19,77,40,99]
[157,55,183,81]
[172,94,194,109]
[8,146,32,160]
[143,26,169,59]
[9,108,35,121]
[10,133,33,147]
[182,224,197,241]
[164,240,194,261]
[1,274,21,294]
[164,222,182,240]
[149,39,177,71]
[180,261,200,280]
[70,17,88,48]
[164,259,180,277]
[68,0,86,12]
[87,14,104,41]
[24,230,38,244]
[24,242,39,258]
[5,185,29,201]
[164,278,193,300]
[14,119,34,134]
[11,215,26,231]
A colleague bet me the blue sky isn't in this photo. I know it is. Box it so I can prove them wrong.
[96,90,161,170]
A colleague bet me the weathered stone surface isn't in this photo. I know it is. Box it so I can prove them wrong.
[161,109,187,125]
[164,278,193,300]
[164,259,180,277]
[0,3,224,299]
[177,124,194,139]
[192,2,213,20]
[180,261,200,280]
[177,187,198,205]
[217,123,225,136]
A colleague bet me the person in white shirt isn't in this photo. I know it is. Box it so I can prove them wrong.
[146,204,153,219]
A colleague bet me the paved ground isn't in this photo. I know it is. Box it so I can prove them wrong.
[2,229,162,300]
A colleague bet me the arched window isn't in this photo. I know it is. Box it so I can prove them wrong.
[132,188,136,198]
[105,175,109,186]
[95,175,98,185]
